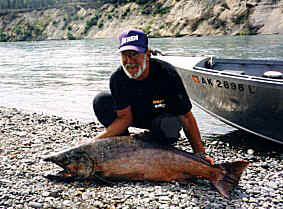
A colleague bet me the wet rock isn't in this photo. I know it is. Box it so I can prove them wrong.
[247,149,254,155]
[28,202,43,208]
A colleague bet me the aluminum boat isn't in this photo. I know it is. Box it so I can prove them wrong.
[156,55,283,144]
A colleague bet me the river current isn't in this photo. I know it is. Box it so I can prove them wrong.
[1,35,283,138]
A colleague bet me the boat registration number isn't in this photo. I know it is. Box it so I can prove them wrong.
[192,75,255,94]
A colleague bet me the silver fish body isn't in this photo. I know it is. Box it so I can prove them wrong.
[43,134,248,199]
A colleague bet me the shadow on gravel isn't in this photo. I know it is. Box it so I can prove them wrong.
[210,130,283,155]
[44,177,234,200]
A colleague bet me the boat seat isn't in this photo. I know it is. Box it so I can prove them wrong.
[263,71,283,79]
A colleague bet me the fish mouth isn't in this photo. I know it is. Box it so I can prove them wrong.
[43,170,75,183]
[42,155,75,182]
[42,154,57,163]
[43,170,115,185]
[42,155,50,161]
[42,153,71,170]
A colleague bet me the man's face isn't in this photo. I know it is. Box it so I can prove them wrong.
[120,50,146,79]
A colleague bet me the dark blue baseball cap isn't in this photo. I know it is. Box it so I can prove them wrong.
[118,29,148,53]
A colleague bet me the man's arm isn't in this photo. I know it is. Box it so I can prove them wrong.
[95,105,132,139]
[179,111,214,164]
[179,111,204,153]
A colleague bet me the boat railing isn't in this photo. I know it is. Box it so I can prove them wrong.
[213,58,283,66]
[194,65,249,78]
[250,76,283,83]
[220,71,249,78]
[194,66,219,74]
[194,56,283,82]
[193,65,283,85]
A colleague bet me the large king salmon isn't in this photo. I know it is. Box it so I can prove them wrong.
[43,133,249,199]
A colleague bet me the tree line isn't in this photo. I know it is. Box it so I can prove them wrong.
[0,0,57,10]
[0,0,150,10]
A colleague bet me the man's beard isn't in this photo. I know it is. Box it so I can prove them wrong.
[121,55,147,79]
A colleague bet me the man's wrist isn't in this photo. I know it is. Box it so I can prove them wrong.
[194,147,205,154]
[195,152,207,159]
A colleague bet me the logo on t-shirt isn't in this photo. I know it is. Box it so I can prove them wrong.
[153,99,166,109]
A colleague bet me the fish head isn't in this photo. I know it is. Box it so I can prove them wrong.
[43,148,94,178]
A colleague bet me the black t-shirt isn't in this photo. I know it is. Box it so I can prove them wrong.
[110,58,192,129]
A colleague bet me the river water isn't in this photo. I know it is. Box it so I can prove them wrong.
[1,35,283,137]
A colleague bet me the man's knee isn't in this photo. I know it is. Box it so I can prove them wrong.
[151,114,182,144]
[93,92,112,112]
[93,92,116,127]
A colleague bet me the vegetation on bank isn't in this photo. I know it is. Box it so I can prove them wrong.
[0,0,153,10]
[0,12,49,42]
[0,0,175,42]
[0,30,8,42]
[0,0,270,42]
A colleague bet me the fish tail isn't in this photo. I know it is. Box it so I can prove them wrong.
[212,161,249,199]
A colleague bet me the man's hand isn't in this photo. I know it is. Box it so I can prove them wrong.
[204,154,214,165]
[196,152,215,165]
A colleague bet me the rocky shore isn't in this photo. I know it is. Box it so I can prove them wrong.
[0,106,282,209]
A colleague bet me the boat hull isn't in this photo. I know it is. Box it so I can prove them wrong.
[157,56,283,144]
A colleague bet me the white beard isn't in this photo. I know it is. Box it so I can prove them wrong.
[121,55,147,79]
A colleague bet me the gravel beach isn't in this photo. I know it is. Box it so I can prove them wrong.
[0,106,282,209]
